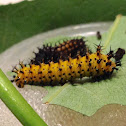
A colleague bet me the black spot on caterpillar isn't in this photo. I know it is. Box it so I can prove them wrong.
[11,44,125,88]
[31,38,88,65]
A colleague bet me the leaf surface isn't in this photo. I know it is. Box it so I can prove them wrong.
[43,15,126,116]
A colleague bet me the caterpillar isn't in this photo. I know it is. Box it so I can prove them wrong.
[11,44,125,88]
[31,38,88,65]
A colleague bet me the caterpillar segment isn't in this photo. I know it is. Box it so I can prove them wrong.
[31,38,88,65]
[11,45,123,88]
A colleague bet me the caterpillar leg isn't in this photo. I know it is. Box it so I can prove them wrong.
[17,83,24,88]
[92,70,113,82]
[12,77,25,88]
[69,80,76,86]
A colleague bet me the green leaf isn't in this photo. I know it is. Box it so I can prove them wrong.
[43,15,126,116]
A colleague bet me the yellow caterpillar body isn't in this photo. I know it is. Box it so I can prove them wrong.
[12,45,117,88]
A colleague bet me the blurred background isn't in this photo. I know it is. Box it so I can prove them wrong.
[0,0,126,53]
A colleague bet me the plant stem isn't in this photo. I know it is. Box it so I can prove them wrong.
[0,69,47,126]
